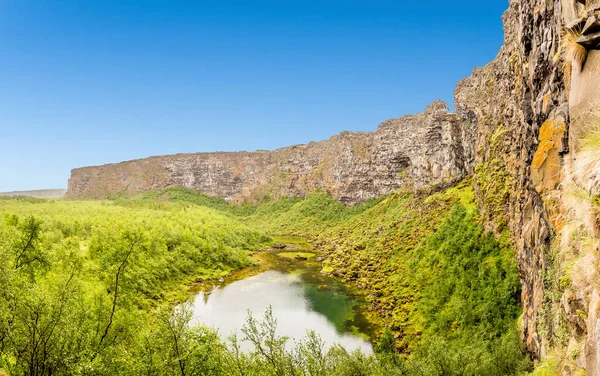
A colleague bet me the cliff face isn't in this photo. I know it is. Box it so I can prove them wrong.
[455,0,600,373]
[454,0,565,361]
[68,100,475,204]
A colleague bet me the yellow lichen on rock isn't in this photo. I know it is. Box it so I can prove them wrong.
[531,119,567,194]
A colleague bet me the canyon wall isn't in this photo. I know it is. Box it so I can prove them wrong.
[455,0,600,374]
[67,100,475,204]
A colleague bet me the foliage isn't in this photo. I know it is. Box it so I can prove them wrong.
[244,192,385,234]
[223,306,529,376]
[0,180,532,375]
[411,205,521,344]
[111,186,257,216]
[474,126,512,232]
[573,113,600,197]
[0,197,270,375]
[374,328,397,354]
[221,180,531,373]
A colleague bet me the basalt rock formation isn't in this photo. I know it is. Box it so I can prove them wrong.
[67,100,475,204]
[454,0,600,374]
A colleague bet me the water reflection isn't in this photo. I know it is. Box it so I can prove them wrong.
[190,270,373,354]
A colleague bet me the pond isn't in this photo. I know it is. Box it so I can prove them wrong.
[189,236,375,353]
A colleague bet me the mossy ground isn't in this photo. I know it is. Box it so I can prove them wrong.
[276,252,316,260]
[104,180,530,372]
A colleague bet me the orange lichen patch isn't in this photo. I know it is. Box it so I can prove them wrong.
[539,119,566,143]
[542,91,552,114]
[554,214,566,233]
[531,119,567,194]
[531,140,555,168]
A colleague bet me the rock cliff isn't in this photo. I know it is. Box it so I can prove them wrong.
[67,100,475,204]
[454,0,600,373]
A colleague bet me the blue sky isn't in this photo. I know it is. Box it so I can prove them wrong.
[0,1,508,191]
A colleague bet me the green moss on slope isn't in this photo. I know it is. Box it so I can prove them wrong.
[107,180,529,372]
[474,125,512,233]
[244,179,528,370]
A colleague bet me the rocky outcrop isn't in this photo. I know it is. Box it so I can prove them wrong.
[67,101,475,204]
[455,0,600,373]
[455,0,567,359]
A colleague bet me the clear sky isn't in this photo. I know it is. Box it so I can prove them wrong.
[0,1,508,191]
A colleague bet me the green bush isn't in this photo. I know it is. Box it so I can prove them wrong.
[0,181,532,375]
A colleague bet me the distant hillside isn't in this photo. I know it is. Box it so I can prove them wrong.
[0,189,67,199]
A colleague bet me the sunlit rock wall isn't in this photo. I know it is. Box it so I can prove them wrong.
[67,101,475,204]
[456,0,600,373]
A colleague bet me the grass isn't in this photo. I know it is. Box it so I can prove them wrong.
[243,192,386,234]
[579,112,600,150]
[232,179,524,358]
[321,262,335,274]
[474,125,512,232]
[562,28,587,69]
[112,186,257,216]
[573,113,600,197]
[529,360,558,376]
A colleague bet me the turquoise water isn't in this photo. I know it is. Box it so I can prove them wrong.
[190,245,374,353]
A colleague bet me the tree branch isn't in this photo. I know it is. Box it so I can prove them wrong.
[91,234,140,362]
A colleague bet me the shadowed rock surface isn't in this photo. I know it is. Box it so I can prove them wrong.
[455,0,600,372]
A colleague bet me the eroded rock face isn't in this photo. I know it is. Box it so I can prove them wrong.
[531,118,567,194]
[67,101,475,204]
[454,0,566,358]
[456,0,600,373]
